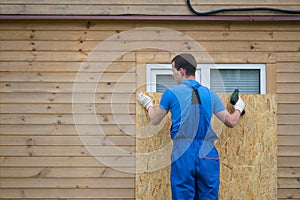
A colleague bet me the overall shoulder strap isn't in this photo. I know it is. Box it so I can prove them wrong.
[181,81,202,105]
[192,88,201,104]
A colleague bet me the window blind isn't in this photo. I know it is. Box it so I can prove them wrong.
[156,75,176,92]
[210,69,260,94]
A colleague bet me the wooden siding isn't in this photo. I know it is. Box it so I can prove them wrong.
[277,62,300,200]
[0,0,300,16]
[0,20,299,199]
[0,20,137,199]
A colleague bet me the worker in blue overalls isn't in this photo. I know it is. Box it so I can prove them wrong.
[138,53,245,200]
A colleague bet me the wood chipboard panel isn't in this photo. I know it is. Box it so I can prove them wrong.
[136,93,277,200]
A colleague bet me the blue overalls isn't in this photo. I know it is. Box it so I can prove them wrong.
[168,80,220,200]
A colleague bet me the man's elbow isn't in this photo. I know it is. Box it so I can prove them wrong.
[148,108,166,126]
[226,122,235,128]
[225,119,237,128]
[150,118,161,125]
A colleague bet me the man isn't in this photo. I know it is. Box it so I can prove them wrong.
[138,53,245,200]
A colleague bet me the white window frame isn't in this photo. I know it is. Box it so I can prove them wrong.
[146,64,200,92]
[146,63,266,94]
[199,64,266,94]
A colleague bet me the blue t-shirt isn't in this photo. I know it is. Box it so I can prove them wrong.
[159,80,225,139]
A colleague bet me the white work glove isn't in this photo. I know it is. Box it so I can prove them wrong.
[234,96,245,114]
[138,92,154,111]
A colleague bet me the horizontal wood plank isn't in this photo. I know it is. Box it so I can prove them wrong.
[0,53,296,70]
[274,52,300,62]
[0,30,116,41]
[0,157,135,167]
[0,5,184,15]
[0,82,135,93]
[0,146,135,157]
[277,83,300,94]
[278,167,300,178]
[1,30,300,41]
[278,136,300,145]
[0,124,136,136]
[0,136,134,146]
[2,21,300,31]
[0,51,136,62]
[0,188,135,198]
[0,167,135,178]
[0,93,135,103]
[1,41,300,52]
[0,103,135,114]
[1,4,299,15]
[278,188,300,199]
[136,51,298,63]
[1,0,299,5]
[277,94,300,104]
[278,104,300,114]
[0,61,136,72]
[278,146,300,156]
[0,177,135,189]
[278,125,300,136]
[0,72,136,83]
[278,115,300,125]
[0,114,136,125]
[277,62,300,73]
[278,157,300,167]
[277,72,300,83]
[278,178,300,189]
[0,199,134,200]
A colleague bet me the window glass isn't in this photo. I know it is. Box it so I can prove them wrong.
[210,69,260,94]
[156,75,176,92]
[146,64,265,94]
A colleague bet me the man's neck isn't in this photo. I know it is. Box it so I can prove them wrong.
[183,75,195,81]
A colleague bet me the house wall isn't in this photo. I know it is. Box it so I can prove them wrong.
[0,0,300,15]
[0,20,299,199]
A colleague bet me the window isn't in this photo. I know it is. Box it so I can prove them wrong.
[146,64,266,94]
[146,64,201,93]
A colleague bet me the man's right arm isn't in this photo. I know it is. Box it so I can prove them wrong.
[215,96,245,128]
[215,109,241,128]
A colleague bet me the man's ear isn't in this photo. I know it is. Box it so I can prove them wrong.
[179,68,185,76]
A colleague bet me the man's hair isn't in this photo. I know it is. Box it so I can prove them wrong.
[171,53,197,76]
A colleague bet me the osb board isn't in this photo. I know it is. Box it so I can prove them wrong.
[136,93,277,200]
